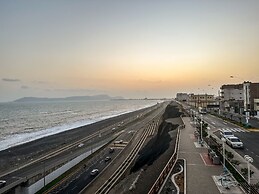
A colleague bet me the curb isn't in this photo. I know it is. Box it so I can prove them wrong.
[171,163,183,194]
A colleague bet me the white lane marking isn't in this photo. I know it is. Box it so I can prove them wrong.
[223,122,228,125]
[212,122,216,125]
[237,128,245,132]
[230,128,238,132]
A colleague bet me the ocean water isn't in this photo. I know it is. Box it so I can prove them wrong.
[0,100,159,151]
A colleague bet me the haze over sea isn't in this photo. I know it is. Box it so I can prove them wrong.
[0,99,160,151]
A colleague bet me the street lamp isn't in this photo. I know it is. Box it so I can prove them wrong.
[200,114,203,145]
[244,155,253,192]
[221,137,226,172]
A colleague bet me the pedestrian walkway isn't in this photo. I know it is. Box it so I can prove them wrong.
[179,117,244,194]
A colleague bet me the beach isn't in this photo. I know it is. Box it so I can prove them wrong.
[0,105,153,175]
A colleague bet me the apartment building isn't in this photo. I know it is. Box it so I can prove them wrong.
[220,84,244,113]
[188,93,215,108]
[176,93,188,102]
[220,82,259,115]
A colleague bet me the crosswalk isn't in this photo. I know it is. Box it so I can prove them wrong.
[218,127,249,133]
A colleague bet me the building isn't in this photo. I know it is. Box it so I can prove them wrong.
[220,84,244,113]
[220,82,259,115]
[243,82,259,115]
[176,93,188,102]
[188,93,215,108]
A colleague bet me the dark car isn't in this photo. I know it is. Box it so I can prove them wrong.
[105,156,111,162]
[109,147,114,153]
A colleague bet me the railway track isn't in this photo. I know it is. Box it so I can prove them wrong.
[94,116,161,194]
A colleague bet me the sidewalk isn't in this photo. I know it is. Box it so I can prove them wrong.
[179,117,244,194]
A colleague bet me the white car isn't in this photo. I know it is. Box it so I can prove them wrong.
[226,136,244,148]
[220,129,234,139]
[0,180,6,188]
[90,169,99,176]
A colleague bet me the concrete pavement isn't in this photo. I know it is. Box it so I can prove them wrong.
[179,116,244,194]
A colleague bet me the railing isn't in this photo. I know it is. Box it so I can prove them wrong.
[148,124,181,194]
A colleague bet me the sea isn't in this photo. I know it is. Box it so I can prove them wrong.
[0,99,160,151]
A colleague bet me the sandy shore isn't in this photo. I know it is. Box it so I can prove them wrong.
[0,106,153,174]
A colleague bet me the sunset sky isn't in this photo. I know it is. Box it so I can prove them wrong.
[1,1,259,102]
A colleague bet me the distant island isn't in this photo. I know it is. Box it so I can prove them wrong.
[14,95,124,102]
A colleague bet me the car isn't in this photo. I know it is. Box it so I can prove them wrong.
[78,143,84,148]
[90,169,99,176]
[109,147,115,153]
[226,136,244,148]
[115,140,123,144]
[105,156,111,162]
[220,129,234,139]
[0,180,6,188]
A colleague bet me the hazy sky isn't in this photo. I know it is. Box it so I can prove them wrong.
[1,1,259,102]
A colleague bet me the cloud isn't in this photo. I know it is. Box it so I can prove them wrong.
[21,85,29,89]
[2,78,21,82]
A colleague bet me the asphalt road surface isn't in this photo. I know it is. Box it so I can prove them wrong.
[195,112,259,170]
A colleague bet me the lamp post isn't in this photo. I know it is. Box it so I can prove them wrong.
[244,155,253,193]
[221,137,226,172]
[200,114,203,145]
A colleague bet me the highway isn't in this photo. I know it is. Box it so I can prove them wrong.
[81,102,167,194]
[0,102,167,194]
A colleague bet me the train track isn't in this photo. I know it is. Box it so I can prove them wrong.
[94,119,160,194]
[93,104,168,194]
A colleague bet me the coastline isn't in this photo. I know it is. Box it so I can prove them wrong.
[0,100,160,151]
[0,105,155,174]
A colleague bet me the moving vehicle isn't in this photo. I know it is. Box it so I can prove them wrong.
[198,107,207,114]
[0,180,6,188]
[115,140,123,144]
[220,129,234,139]
[226,136,244,148]
[90,169,99,176]
[109,147,114,153]
[105,156,111,162]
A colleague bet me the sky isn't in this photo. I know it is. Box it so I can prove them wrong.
[1,0,259,102]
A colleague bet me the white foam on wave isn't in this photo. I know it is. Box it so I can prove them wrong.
[0,101,158,151]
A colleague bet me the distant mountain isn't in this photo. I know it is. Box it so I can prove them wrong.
[14,95,124,102]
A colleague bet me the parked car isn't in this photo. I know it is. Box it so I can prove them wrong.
[90,169,99,176]
[220,129,234,139]
[226,136,244,148]
[0,180,6,188]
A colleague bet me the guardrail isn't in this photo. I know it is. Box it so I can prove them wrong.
[148,124,182,194]
[0,177,27,194]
